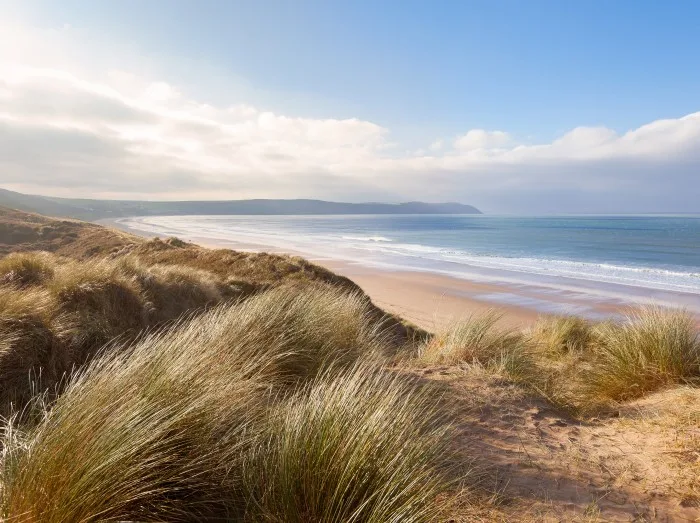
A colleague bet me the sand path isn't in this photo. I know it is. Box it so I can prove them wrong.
[414,366,700,522]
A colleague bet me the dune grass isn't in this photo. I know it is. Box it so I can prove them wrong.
[420,309,527,368]
[0,312,274,521]
[0,238,421,416]
[520,308,700,414]
[0,206,137,258]
[505,315,596,411]
[0,286,455,522]
[422,308,700,415]
[244,364,455,523]
[583,307,700,404]
[0,286,67,414]
[526,315,592,357]
[0,252,55,287]
[0,252,226,415]
[0,252,244,415]
[172,283,393,387]
[114,256,226,322]
[48,259,149,357]
[521,307,700,413]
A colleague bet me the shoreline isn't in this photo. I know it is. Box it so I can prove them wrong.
[101,216,700,331]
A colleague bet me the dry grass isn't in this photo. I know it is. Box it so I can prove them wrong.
[0,253,235,416]
[0,307,274,521]
[48,259,149,358]
[184,284,393,386]
[0,233,407,415]
[526,315,592,357]
[499,308,700,414]
[421,309,526,366]
[1,283,699,520]
[0,288,455,522]
[583,307,700,404]
[0,252,55,287]
[0,286,67,414]
[421,308,700,416]
[113,237,360,292]
[0,206,137,258]
[113,256,227,322]
[244,363,456,523]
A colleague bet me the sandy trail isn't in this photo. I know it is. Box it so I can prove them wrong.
[415,366,700,522]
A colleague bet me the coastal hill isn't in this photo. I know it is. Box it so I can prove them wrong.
[0,187,481,221]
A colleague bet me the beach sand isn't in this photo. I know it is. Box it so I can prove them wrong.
[324,261,539,330]
[103,218,647,331]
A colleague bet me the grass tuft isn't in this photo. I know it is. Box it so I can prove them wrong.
[48,260,148,361]
[510,308,700,414]
[116,257,226,322]
[244,363,456,523]
[421,309,526,367]
[526,315,592,357]
[0,305,275,521]
[0,286,66,413]
[583,307,700,404]
[0,252,55,287]
[212,284,393,384]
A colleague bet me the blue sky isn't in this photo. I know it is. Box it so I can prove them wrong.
[0,1,699,212]
[18,0,700,139]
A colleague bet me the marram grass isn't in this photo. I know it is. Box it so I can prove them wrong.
[0,252,55,288]
[422,307,700,415]
[583,307,700,404]
[0,322,272,521]
[0,285,455,522]
[421,309,527,367]
[0,247,403,416]
[526,314,592,357]
[244,363,456,523]
[2,240,700,520]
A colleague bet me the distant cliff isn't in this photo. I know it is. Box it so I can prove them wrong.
[0,188,481,221]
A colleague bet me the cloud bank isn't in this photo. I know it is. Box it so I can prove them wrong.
[0,22,698,212]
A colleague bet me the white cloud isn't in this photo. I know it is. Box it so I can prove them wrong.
[0,19,699,212]
[453,129,512,151]
[428,140,443,152]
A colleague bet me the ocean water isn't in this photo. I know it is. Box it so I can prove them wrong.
[120,214,700,309]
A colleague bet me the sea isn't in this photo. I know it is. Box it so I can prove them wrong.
[119,214,700,314]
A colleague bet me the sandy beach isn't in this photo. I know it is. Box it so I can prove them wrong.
[102,217,669,331]
[325,261,541,329]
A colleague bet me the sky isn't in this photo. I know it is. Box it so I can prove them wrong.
[0,0,699,213]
